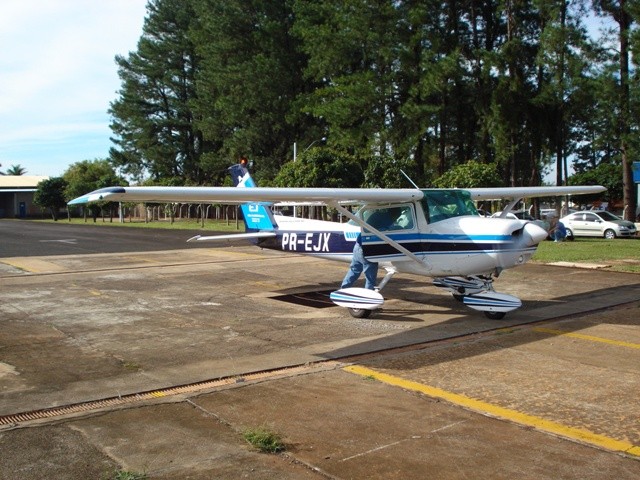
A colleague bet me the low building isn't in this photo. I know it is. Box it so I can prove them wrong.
[0,176,49,218]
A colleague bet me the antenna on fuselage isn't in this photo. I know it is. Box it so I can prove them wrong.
[400,169,420,190]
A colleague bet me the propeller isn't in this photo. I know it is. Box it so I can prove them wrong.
[521,221,549,247]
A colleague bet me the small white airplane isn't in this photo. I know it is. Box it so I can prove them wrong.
[69,164,605,320]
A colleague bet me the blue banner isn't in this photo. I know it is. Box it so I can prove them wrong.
[633,162,640,183]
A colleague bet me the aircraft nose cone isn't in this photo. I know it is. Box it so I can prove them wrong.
[523,221,549,246]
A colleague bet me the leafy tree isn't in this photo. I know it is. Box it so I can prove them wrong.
[403,0,479,178]
[5,164,26,175]
[63,159,127,200]
[363,156,423,189]
[34,177,68,221]
[571,62,620,171]
[273,147,363,188]
[292,0,404,159]
[103,0,632,200]
[532,0,593,187]
[109,0,203,183]
[569,162,622,204]
[593,0,637,220]
[63,159,127,222]
[432,161,502,188]
[191,0,313,184]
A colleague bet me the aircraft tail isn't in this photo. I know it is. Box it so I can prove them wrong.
[228,164,277,232]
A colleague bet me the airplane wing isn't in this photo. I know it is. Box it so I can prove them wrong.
[68,184,605,206]
[68,186,424,206]
[468,185,606,201]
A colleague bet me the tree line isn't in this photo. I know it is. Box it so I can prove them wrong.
[77,1,640,219]
[0,164,27,175]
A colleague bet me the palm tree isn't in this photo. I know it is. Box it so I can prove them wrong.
[6,164,26,175]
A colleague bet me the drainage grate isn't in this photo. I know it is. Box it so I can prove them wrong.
[0,362,341,428]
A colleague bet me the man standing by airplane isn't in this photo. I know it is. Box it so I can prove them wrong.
[341,233,379,290]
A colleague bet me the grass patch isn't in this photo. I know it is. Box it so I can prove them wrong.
[532,237,640,273]
[121,361,142,372]
[242,426,286,453]
[106,469,147,480]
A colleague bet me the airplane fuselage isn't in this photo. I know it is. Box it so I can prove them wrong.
[253,195,547,279]
[255,216,356,262]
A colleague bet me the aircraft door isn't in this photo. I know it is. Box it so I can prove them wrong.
[360,204,418,261]
[582,212,601,236]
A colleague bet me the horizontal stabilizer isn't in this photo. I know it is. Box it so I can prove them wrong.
[330,288,384,310]
[187,232,277,242]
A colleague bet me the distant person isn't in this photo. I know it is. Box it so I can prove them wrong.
[549,216,567,242]
[239,156,249,167]
[341,233,379,290]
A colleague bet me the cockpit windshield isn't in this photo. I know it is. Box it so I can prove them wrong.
[422,189,479,223]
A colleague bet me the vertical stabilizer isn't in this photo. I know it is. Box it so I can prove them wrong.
[228,164,277,231]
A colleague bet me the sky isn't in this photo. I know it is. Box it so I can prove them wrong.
[0,0,148,177]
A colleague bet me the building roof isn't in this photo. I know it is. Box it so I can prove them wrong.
[0,175,49,189]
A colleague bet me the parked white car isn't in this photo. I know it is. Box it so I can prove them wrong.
[560,211,638,239]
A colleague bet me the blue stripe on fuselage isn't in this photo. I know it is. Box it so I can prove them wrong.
[257,231,354,254]
[254,229,525,258]
[361,232,513,243]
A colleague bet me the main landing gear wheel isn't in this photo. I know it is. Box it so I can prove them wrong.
[331,288,384,318]
[348,308,372,318]
[484,311,506,320]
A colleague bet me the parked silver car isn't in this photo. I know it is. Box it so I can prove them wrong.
[560,211,638,239]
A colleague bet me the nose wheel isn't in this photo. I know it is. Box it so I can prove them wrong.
[348,308,372,318]
[434,276,521,319]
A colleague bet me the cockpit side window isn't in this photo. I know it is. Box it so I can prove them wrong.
[355,205,415,231]
[422,190,479,224]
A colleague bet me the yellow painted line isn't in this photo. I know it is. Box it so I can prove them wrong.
[123,255,162,264]
[344,365,640,458]
[533,327,640,350]
[1,258,66,273]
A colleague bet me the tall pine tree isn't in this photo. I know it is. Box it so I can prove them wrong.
[109,0,203,183]
[191,0,314,183]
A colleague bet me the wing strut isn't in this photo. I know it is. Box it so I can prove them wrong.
[331,203,428,268]
[498,197,523,218]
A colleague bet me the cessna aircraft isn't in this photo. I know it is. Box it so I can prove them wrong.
[69,164,605,320]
